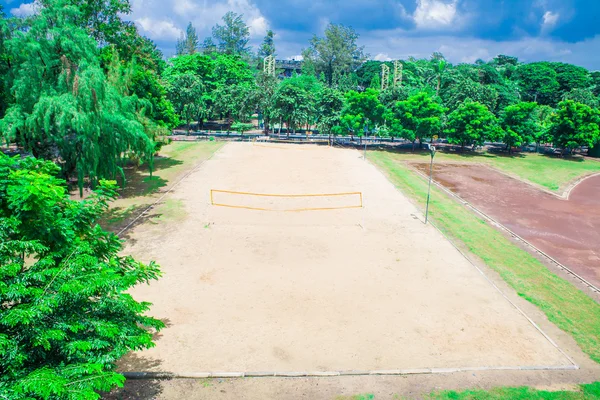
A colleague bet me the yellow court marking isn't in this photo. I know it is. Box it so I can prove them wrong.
[210,189,363,211]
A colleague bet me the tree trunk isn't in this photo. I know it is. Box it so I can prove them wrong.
[278,117,282,135]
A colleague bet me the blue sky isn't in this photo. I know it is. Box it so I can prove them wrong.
[3,0,600,69]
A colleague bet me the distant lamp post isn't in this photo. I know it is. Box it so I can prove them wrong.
[425,145,436,224]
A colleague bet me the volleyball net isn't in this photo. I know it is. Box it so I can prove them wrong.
[210,190,363,212]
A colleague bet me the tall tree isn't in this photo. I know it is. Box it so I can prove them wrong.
[0,0,158,194]
[176,22,199,55]
[258,29,276,59]
[165,73,205,132]
[212,12,250,55]
[550,100,600,153]
[302,23,367,86]
[445,100,500,150]
[500,102,539,153]
[386,92,445,148]
[0,154,162,398]
[340,89,385,135]
[316,87,345,140]
[515,63,560,106]
[201,37,217,54]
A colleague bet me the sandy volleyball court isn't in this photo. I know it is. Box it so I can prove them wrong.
[121,142,573,374]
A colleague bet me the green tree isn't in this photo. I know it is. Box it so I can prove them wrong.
[212,12,250,55]
[0,154,162,398]
[550,100,600,153]
[500,102,539,153]
[386,91,445,149]
[165,73,205,132]
[273,84,309,136]
[176,22,200,55]
[302,23,367,86]
[445,100,500,150]
[515,63,560,106]
[258,29,276,59]
[255,71,278,133]
[341,89,385,136]
[201,37,217,54]
[562,88,599,108]
[316,87,345,141]
[1,1,157,194]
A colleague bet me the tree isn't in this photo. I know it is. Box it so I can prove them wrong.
[165,73,205,132]
[0,154,162,398]
[500,102,539,153]
[176,22,200,55]
[212,12,250,55]
[0,1,158,194]
[341,89,385,136]
[258,29,275,59]
[302,23,367,86]
[550,100,600,153]
[386,92,445,149]
[255,71,278,133]
[515,63,560,106]
[316,87,345,141]
[445,100,500,150]
[273,84,310,136]
[562,88,599,108]
[201,37,217,54]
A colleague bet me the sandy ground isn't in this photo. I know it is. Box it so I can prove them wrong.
[412,163,600,289]
[118,142,580,377]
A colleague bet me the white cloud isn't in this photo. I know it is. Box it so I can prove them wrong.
[135,17,183,40]
[355,30,599,69]
[129,0,269,45]
[374,53,392,61]
[413,0,458,29]
[10,1,39,17]
[541,10,559,33]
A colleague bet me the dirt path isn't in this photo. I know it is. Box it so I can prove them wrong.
[414,163,600,288]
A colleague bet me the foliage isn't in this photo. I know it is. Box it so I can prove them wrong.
[258,29,276,59]
[165,73,205,131]
[176,22,200,55]
[316,87,345,136]
[0,154,162,399]
[212,11,250,56]
[500,102,539,151]
[231,122,254,134]
[550,100,600,151]
[515,63,560,106]
[445,100,500,149]
[386,92,445,144]
[341,89,385,134]
[302,23,367,86]
[0,1,157,194]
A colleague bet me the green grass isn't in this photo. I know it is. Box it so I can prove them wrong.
[379,150,600,192]
[369,151,600,364]
[152,199,186,222]
[426,382,600,399]
[335,394,375,400]
[101,141,223,232]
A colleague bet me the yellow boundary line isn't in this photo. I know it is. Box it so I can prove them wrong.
[211,203,363,212]
[210,190,363,211]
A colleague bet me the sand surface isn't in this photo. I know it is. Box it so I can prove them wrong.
[121,143,572,374]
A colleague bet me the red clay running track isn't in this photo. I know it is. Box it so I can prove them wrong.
[413,163,600,289]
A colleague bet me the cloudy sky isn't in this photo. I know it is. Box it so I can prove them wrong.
[3,0,600,69]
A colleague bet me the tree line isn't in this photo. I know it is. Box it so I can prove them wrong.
[166,18,600,155]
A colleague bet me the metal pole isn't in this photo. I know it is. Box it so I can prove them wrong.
[425,147,436,224]
[363,123,368,160]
